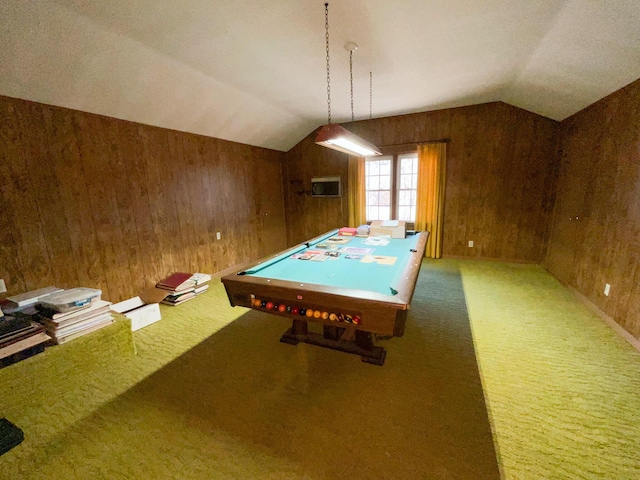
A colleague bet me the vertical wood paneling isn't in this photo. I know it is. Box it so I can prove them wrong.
[198,140,219,267]
[71,113,132,301]
[0,95,285,303]
[283,133,349,245]
[102,118,148,294]
[546,78,640,340]
[138,125,176,278]
[0,101,30,293]
[43,107,105,289]
[283,102,561,262]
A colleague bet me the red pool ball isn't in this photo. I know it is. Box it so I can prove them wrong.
[266,302,274,310]
[292,307,300,315]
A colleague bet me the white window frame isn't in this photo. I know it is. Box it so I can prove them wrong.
[365,151,418,225]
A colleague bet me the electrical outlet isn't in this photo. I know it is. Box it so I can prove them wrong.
[468,240,474,248]
[0,279,6,294]
[216,232,221,240]
[604,283,611,296]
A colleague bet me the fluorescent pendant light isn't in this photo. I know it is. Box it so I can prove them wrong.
[315,124,381,156]
[315,3,382,158]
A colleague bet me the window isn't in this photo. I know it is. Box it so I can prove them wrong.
[365,153,418,223]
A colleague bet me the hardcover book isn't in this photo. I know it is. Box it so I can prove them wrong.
[156,272,196,292]
[338,227,357,236]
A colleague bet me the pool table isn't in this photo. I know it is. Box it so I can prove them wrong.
[222,228,428,365]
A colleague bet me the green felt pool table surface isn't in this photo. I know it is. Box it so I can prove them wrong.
[246,229,423,295]
[222,229,428,365]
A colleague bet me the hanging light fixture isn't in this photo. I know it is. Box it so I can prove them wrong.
[315,3,381,157]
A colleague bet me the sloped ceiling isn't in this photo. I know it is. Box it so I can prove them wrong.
[2,0,640,152]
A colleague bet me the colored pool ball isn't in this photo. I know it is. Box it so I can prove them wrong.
[329,313,337,321]
[261,301,267,308]
[253,299,262,307]
[299,308,306,316]
[292,307,300,315]
[313,310,321,318]
[321,311,329,320]
[278,304,286,313]
[266,301,274,310]
[306,309,314,318]
[352,315,361,325]
[344,314,353,323]
[286,306,292,313]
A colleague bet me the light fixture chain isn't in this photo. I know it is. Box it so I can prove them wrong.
[350,50,354,123]
[325,3,331,124]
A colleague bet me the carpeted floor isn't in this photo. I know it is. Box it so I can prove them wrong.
[460,260,640,480]
[1,259,640,479]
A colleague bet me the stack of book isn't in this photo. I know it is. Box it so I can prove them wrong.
[190,273,211,297]
[0,314,50,367]
[356,224,370,237]
[156,272,211,306]
[338,227,357,236]
[0,286,65,366]
[3,286,64,311]
[35,290,113,345]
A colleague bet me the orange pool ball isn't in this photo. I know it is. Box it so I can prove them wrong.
[321,311,329,320]
[278,304,286,313]
[329,313,337,321]
[306,309,314,317]
[313,310,321,318]
[253,299,262,307]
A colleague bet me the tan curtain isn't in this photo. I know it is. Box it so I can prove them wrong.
[415,142,447,258]
[347,156,366,227]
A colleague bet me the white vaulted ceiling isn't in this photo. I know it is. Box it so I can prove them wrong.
[2,0,640,151]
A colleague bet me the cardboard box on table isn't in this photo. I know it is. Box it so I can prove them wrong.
[111,288,169,332]
[369,220,407,239]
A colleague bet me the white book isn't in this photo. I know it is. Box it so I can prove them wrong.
[38,299,112,321]
[7,286,63,307]
[189,272,212,285]
[52,319,114,345]
[51,313,114,338]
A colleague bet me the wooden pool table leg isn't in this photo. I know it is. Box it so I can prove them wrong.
[280,319,308,345]
[280,320,387,366]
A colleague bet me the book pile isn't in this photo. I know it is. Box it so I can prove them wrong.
[338,227,357,236]
[35,289,113,345]
[4,286,64,310]
[0,286,65,366]
[0,314,50,367]
[356,224,370,237]
[155,272,211,306]
[369,220,406,239]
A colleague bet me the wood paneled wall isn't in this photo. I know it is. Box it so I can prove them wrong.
[283,102,560,262]
[0,95,286,303]
[283,133,351,244]
[546,79,640,339]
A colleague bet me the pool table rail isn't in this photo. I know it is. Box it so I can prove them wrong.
[221,230,429,364]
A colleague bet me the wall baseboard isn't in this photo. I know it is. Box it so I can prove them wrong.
[567,284,640,354]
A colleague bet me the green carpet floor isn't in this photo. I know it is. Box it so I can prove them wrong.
[1,259,640,479]
[460,260,640,479]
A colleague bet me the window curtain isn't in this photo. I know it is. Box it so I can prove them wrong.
[347,156,366,227]
[415,142,447,258]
